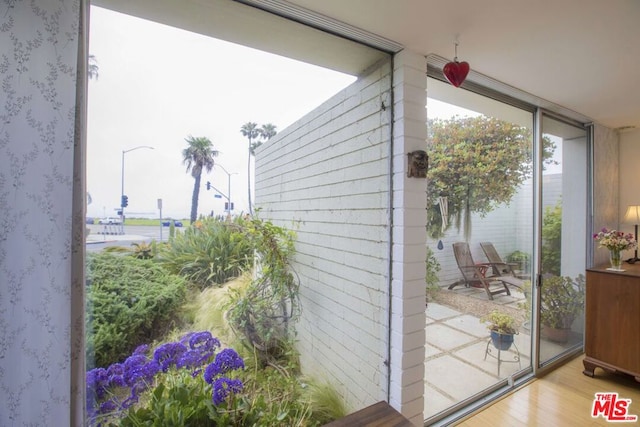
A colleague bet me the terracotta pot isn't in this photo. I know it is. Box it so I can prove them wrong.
[542,325,570,343]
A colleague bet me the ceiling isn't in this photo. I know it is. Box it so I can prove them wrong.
[95,0,640,130]
[282,0,640,130]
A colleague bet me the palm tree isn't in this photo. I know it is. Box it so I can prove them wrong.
[182,136,218,223]
[88,54,99,80]
[240,122,259,215]
[255,123,277,153]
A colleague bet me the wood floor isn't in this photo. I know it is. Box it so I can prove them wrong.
[455,355,640,426]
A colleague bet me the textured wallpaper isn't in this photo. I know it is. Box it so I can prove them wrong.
[592,123,620,266]
[0,0,85,425]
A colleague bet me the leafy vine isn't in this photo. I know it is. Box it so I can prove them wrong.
[226,216,299,363]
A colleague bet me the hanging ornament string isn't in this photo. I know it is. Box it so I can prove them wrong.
[443,41,470,88]
[438,196,448,232]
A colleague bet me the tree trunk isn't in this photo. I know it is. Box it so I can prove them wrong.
[190,173,201,223]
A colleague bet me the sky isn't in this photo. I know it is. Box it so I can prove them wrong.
[87,6,560,220]
[87,6,356,219]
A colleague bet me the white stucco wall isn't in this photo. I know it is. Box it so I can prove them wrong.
[255,58,394,411]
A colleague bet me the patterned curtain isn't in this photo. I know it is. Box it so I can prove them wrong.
[0,1,87,425]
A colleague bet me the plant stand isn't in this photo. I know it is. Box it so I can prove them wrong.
[484,339,521,377]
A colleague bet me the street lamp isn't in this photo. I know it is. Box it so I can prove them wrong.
[207,164,237,218]
[121,145,154,232]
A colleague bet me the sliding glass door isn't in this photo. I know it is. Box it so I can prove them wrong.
[424,76,591,423]
[425,77,534,423]
[537,113,588,367]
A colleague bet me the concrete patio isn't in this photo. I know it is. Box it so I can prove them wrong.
[424,286,568,420]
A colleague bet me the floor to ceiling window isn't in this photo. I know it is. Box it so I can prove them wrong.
[425,76,535,422]
[424,75,589,424]
[85,1,395,424]
[537,113,588,367]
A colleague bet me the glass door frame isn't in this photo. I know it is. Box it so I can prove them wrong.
[425,56,594,424]
[531,109,592,376]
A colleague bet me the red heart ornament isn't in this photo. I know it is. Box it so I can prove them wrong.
[443,60,470,87]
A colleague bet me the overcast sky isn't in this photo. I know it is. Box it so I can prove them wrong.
[87,6,356,219]
[87,6,557,220]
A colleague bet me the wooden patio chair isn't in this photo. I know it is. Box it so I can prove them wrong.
[479,242,528,280]
[449,242,511,300]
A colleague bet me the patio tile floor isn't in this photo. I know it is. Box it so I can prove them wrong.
[424,288,530,420]
[424,287,570,421]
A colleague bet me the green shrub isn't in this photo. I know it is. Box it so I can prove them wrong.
[159,217,254,288]
[542,201,562,275]
[426,246,441,302]
[226,217,299,362]
[506,250,530,273]
[86,253,187,368]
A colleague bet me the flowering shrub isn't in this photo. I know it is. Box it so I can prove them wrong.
[86,331,244,426]
[593,228,637,251]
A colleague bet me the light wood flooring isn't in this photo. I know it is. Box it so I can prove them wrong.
[455,355,640,426]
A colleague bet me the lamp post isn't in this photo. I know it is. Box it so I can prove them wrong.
[206,164,237,219]
[121,145,154,233]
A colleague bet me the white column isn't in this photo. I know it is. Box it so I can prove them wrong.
[388,49,428,425]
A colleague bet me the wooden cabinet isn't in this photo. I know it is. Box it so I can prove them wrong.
[583,265,640,382]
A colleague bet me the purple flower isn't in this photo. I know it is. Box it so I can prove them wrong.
[107,363,124,377]
[179,332,195,347]
[133,344,150,356]
[124,354,147,371]
[123,362,145,386]
[177,349,202,370]
[211,377,243,405]
[109,374,126,388]
[122,354,158,386]
[153,342,188,372]
[204,349,244,383]
[86,368,109,399]
[142,360,160,380]
[188,331,221,352]
[99,399,118,413]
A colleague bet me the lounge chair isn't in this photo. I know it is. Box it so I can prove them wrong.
[480,242,528,280]
[449,242,511,300]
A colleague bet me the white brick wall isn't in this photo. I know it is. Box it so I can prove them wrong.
[255,58,394,412]
[256,51,428,425]
[389,50,428,425]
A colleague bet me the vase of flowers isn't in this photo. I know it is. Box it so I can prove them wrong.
[610,249,622,270]
[593,228,637,270]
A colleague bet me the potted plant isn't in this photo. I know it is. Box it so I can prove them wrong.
[481,310,517,350]
[539,274,585,343]
[506,250,530,274]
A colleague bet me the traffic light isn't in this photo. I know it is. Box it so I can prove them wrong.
[206,181,211,190]
[225,202,235,211]
[121,195,128,208]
